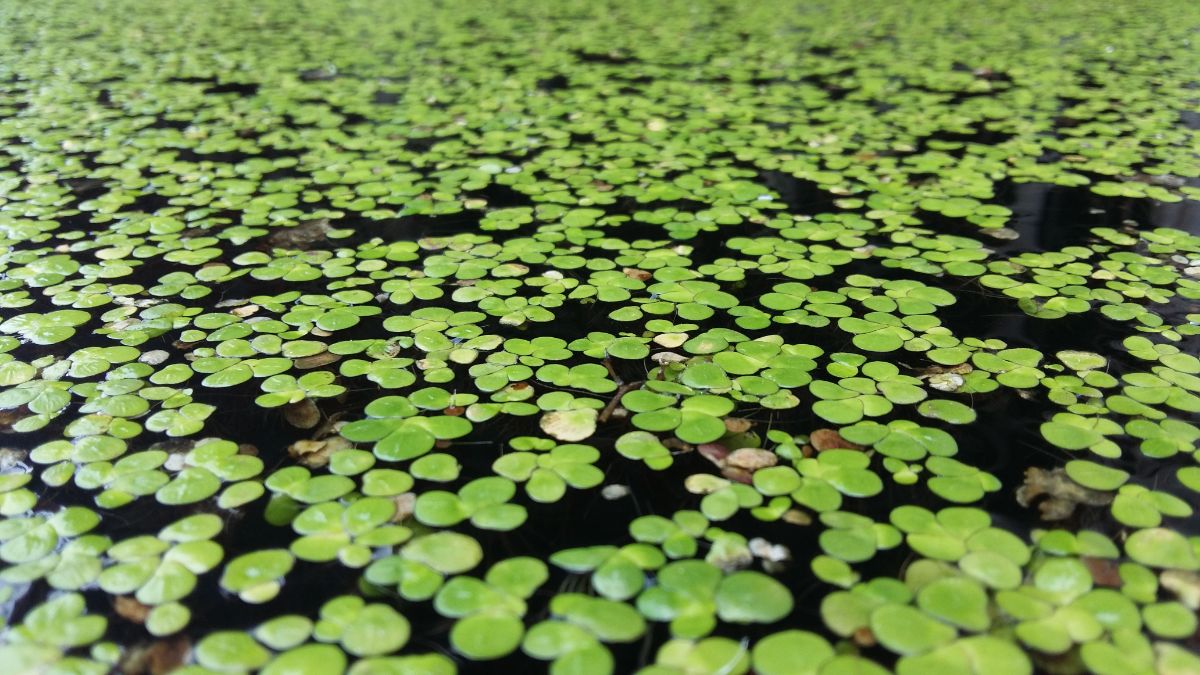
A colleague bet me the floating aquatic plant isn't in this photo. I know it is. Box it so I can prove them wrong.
[1,0,1200,672]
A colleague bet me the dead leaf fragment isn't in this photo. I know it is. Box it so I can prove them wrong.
[749,537,792,563]
[268,218,331,249]
[722,467,752,484]
[927,373,964,393]
[782,509,813,526]
[601,484,630,500]
[287,436,350,468]
[1083,556,1121,587]
[0,447,28,471]
[650,348,688,361]
[1016,467,1112,520]
[1161,570,1200,609]
[539,409,597,442]
[293,352,342,370]
[723,417,754,434]
[725,448,777,471]
[749,537,792,574]
[284,399,321,429]
[119,637,191,675]
[662,437,692,452]
[699,444,778,484]
[114,595,151,623]
[684,474,730,495]
[809,428,861,452]
[853,627,877,648]
[698,443,729,467]
[0,410,27,433]
[392,492,416,522]
[708,542,753,572]
[140,350,169,365]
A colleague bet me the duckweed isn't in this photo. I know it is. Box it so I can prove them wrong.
[1,0,1199,673]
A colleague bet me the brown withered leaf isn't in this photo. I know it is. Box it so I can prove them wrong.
[293,351,342,369]
[809,428,861,452]
[119,637,191,675]
[1016,467,1112,520]
[288,440,332,468]
[699,445,778,484]
[853,627,877,648]
[782,509,813,526]
[1161,570,1200,610]
[287,436,351,468]
[622,267,651,281]
[724,448,777,471]
[0,408,27,432]
[662,437,692,452]
[284,399,321,429]
[392,492,416,522]
[268,218,331,249]
[698,443,729,466]
[1083,557,1121,587]
[114,595,151,623]
[310,413,345,441]
[722,467,753,484]
[723,417,754,434]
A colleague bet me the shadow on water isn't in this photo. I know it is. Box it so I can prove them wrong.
[1000,182,1109,252]
[758,170,838,215]
[1150,188,1200,235]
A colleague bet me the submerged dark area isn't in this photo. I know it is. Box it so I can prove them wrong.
[0,1,1198,673]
